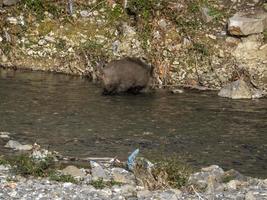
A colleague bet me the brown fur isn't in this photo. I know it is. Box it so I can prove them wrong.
[101,57,153,95]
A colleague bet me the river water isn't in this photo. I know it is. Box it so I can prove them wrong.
[0,69,266,177]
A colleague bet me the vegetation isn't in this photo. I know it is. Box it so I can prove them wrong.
[153,158,193,188]
[90,178,122,189]
[0,154,77,183]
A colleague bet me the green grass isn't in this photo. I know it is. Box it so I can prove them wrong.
[9,154,55,177]
[91,178,122,189]
[1,154,79,183]
[48,171,77,184]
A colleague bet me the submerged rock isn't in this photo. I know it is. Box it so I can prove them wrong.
[4,140,32,151]
[218,79,252,99]
[228,12,267,36]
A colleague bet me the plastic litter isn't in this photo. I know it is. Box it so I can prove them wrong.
[127,148,139,171]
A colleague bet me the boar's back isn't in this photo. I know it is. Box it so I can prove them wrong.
[102,57,152,94]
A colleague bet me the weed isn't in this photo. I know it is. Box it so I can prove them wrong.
[263,30,267,42]
[192,42,209,56]
[153,158,193,189]
[55,39,67,51]
[9,154,54,177]
[48,171,77,184]
[0,156,9,165]
[21,0,45,20]
[91,178,122,189]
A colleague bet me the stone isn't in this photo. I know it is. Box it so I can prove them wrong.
[228,12,267,36]
[38,39,46,46]
[158,19,168,30]
[90,161,109,181]
[6,17,18,24]
[245,191,256,200]
[171,89,184,94]
[3,0,20,6]
[111,168,136,184]
[227,180,239,190]
[80,10,91,18]
[222,169,247,182]
[0,36,2,42]
[4,140,32,151]
[158,189,181,200]
[201,7,213,23]
[61,166,86,180]
[218,79,252,99]
[188,165,224,190]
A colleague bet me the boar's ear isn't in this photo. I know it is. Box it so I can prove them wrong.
[97,59,106,75]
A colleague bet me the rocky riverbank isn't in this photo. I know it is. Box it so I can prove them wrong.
[0,0,266,92]
[1,158,267,199]
[1,142,267,200]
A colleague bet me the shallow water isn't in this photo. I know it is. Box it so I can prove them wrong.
[0,69,266,177]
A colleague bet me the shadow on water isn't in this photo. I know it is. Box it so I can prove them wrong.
[0,69,267,178]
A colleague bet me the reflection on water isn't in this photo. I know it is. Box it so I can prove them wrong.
[0,69,267,177]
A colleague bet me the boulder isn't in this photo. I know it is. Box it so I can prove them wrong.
[228,12,267,36]
[4,140,32,151]
[61,165,86,180]
[188,165,224,191]
[111,168,136,184]
[218,79,252,99]
[90,161,109,181]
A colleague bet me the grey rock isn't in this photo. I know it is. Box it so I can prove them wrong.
[4,140,32,151]
[228,12,267,36]
[223,169,247,182]
[61,165,86,180]
[111,168,136,184]
[157,189,181,200]
[90,161,109,181]
[3,0,20,6]
[218,79,252,99]
[188,165,224,191]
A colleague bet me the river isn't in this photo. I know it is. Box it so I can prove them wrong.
[0,69,266,178]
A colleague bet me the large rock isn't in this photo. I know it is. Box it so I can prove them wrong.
[4,140,32,151]
[228,12,267,36]
[188,165,225,191]
[111,168,136,185]
[218,79,252,99]
[3,0,20,6]
[90,161,109,181]
[61,165,86,180]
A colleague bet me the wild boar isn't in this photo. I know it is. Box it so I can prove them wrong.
[101,57,153,95]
